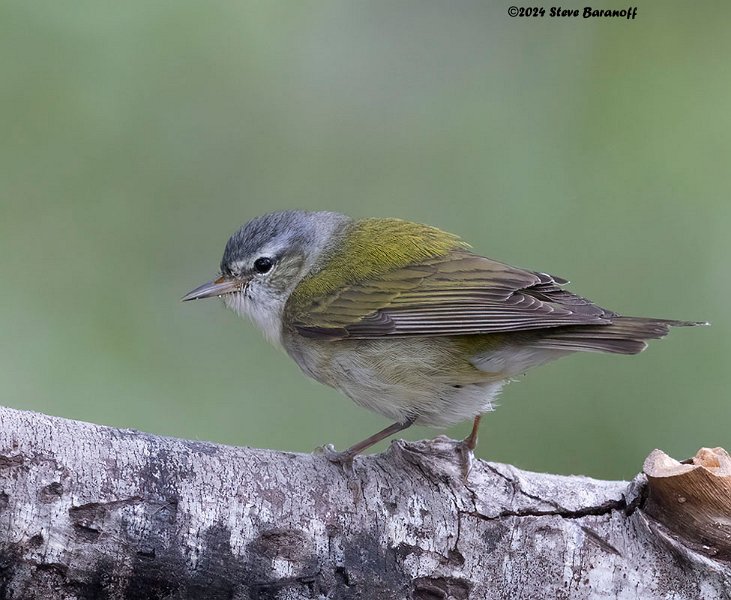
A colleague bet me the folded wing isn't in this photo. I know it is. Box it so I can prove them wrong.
[289,251,617,340]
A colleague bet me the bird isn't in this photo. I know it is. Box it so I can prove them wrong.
[182,210,704,464]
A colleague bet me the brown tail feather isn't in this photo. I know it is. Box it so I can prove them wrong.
[531,317,706,355]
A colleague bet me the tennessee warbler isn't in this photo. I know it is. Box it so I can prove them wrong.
[183,211,704,463]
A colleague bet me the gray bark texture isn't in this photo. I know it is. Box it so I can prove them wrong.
[0,406,729,600]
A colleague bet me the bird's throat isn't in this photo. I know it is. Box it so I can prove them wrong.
[223,290,285,347]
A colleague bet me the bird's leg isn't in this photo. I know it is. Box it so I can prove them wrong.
[463,415,482,451]
[456,415,482,478]
[320,418,416,465]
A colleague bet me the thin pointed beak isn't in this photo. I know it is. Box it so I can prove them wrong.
[181,276,246,301]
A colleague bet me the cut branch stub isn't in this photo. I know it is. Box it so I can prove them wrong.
[643,447,731,561]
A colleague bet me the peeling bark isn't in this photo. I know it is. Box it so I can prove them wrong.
[0,406,728,599]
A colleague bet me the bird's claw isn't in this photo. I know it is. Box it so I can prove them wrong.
[455,439,475,480]
[316,443,356,466]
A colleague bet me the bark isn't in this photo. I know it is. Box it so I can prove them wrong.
[0,406,729,600]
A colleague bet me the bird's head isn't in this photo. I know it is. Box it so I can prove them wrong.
[182,210,351,343]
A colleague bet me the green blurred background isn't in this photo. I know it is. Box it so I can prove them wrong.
[1,1,728,480]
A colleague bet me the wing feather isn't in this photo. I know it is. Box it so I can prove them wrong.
[288,251,614,340]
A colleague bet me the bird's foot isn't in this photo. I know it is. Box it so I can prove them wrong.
[316,444,357,466]
[453,415,482,480]
[454,440,475,480]
[316,444,359,481]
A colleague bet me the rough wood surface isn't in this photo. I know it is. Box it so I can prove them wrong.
[0,406,729,600]
[644,447,731,562]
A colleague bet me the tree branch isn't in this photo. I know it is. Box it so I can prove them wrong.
[0,406,728,599]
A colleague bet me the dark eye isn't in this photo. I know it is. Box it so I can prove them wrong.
[253,257,274,274]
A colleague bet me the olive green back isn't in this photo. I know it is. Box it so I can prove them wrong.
[288,218,469,308]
